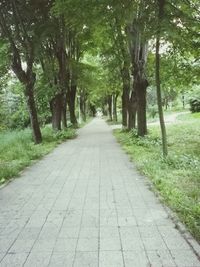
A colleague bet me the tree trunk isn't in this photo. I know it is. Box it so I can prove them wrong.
[128,90,137,130]
[121,66,130,127]
[113,94,118,122]
[182,94,185,109]
[62,93,67,128]
[156,35,168,156]
[50,93,62,131]
[26,84,42,144]
[108,95,113,121]
[136,81,148,136]
[80,94,86,122]
[89,104,96,117]
[67,86,77,126]
[156,0,168,157]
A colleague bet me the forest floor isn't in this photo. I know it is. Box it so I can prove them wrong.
[0,118,199,266]
[114,112,200,244]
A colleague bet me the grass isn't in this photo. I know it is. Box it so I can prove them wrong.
[177,112,200,121]
[114,115,200,242]
[0,126,76,185]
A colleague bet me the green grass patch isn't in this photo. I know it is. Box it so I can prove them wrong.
[177,112,200,121]
[114,122,200,241]
[0,126,76,185]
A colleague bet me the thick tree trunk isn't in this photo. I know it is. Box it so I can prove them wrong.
[121,66,130,127]
[136,81,148,136]
[122,92,128,127]
[50,93,62,131]
[80,95,86,122]
[67,86,77,125]
[126,23,148,136]
[108,95,113,121]
[113,94,118,122]
[62,93,67,128]
[26,83,42,144]
[128,90,137,130]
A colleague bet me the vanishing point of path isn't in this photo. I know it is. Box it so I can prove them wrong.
[0,119,199,267]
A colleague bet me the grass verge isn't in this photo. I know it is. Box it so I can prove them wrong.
[114,121,200,242]
[0,126,76,185]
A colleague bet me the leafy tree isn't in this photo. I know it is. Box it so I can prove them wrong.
[0,0,48,143]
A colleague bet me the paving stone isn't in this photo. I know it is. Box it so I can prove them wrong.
[76,238,98,252]
[164,236,192,250]
[171,249,200,266]
[100,226,119,239]
[99,251,124,267]
[147,249,176,267]
[0,252,28,267]
[58,227,80,239]
[142,237,168,250]
[73,251,98,267]
[48,252,75,267]
[123,250,150,267]
[100,238,121,251]
[32,239,56,252]
[24,252,52,267]
[79,227,99,239]
[9,239,35,253]
[121,236,145,251]
[0,239,15,253]
[54,238,77,252]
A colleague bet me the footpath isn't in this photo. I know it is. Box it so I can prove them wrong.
[0,118,199,266]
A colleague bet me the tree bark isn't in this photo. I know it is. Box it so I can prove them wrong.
[113,94,118,122]
[67,85,77,125]
[26,83,42,144]
[134,44,148,136]
[62,93,67,128]
[108,95,113,121]
[50,93,63,131]
[121,66,130,127]
[80,90,87,122]
[128,90,137,130]
[136,80,148,136]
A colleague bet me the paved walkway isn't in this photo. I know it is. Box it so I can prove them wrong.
[0,119,199,267]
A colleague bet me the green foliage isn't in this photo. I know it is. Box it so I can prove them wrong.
[190,99,200,113]
[148,105,158,118]
[114,119,200,241]
[0,126,76,184]
[188,87,200,113]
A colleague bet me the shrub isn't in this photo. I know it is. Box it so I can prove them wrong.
[190,99,200,113]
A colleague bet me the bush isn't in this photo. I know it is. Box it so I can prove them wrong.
[190,99,200,113]
[188,86,200,113]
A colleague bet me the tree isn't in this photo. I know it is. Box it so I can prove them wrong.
[155,0,168,156]
[0,0,46,143]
